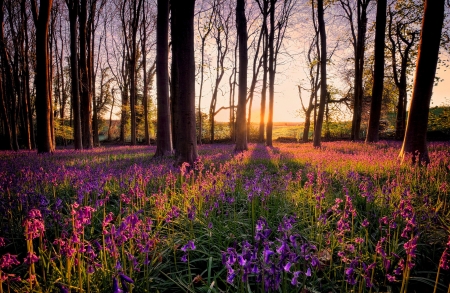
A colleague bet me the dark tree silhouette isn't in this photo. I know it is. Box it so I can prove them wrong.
[171,0,198,164]
[399,0,445,164]
[313,0,327,148]
[155,0,173,157]
[66,0,82,150]
[79,0,93,149]
[234,0,248,152]
[31,0,54,153]
[366,0,387,143]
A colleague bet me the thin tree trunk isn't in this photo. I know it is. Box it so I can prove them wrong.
[399,0,444,165]
[155,0,172,156]
[350,0,370,141]
[258,0,268,143]
[0,73,11,150]
[142,0,150,146]
[67,0,82,150]
[366,0,386,142]
[234,0,248,152]
[23,4,35,149]
[313,0,327,148]
[265,0,276,147]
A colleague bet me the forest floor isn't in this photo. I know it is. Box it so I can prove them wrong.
[0,141,449,292]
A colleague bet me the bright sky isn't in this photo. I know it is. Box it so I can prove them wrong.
[213,51,450,123]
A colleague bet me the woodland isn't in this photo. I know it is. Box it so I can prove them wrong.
[0,0,450,292]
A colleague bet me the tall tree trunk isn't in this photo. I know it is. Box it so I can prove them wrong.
[350,0,370,140]
[265,0,276,147]
[0,0,18,150]
[366,0,387,142]
[171,0,197,164]
[23,1,35,149]
[0,73,11,150]
[313,0,327,148]
[247,22,264,140]
[67,0,82,150]
[129,0,142,146]
[258,0,268,143]
[234,0,248,152]
[155,0,172,157]
[79,0,93,149]
[141,0,150,146]
[32,0,54,153]
[399,0,444,165]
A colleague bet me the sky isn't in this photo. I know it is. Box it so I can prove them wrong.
[207,1,450,124]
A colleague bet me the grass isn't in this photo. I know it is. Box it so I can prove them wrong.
[0,141,449,292]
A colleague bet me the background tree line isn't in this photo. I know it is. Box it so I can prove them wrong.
[0,0,447,164]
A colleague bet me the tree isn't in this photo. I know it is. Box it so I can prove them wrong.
[120,0,143,145]
[79,0,93,149]
[196,0,216,144]
[234,0,248,152]
[399,0,445,164]
[66,0,83,150]
[31,0,54,153]
[209,1,231,143]
[171,0,198,164]
[387,0,421,140]
[339,0,372,140]
[313,0,327,148]
[365,0,387,142]
[265,0,296,147]
[299,0,321,143]
[0,0,18,150]
[155,0,172,157]
[257,0,268,143]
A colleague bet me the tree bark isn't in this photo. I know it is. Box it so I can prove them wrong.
[399,0,444,164]
[67,0,82,150]
[313,0,327,148]
[350,0,370,141]
[366,0,386,142]
[0,0,18,150]
[79,0,93,149]
[234,0,248,152]
[171,0,197,164]
[155,0,172,157]
[32,0,54,153]
[265,0,276,147]
[258,0,268,143]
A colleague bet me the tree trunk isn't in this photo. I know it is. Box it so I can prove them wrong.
[265,0,276,147]
[313,0,327,148]
[171,0,197,164]
[366,0,386,142]
[33,0,54,153]
[234,0,248,152]
[79,0,93,149]
[302,108,313,142]
[247,22,264,140]
[399,0,444,164]
[155,0,172,157]
[141,0,150,146]
[23,2,35,149]
[67,0,82,150]
[0,0,18,150]
[350,0,370,141]
[258,0,268,143]
[0,73,11,150]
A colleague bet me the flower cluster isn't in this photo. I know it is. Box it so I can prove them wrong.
[223,216,319,291]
